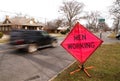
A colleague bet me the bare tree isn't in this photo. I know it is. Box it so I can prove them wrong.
[109,0,120,32]
[85,11,100,31]
[45,21,57,33]
[55,19,63,27]
[45,19,64,33]
[59,0,84,29]
[110,0,120,14]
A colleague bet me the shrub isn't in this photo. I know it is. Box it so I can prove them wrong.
[60,31,66,34]
[60,28,70,35]
[0,32,3,38]
[107,32,116,38]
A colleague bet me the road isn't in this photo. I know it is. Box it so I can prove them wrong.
[0,32,120,81]
[0,45,75,81]
[94,31,120,44]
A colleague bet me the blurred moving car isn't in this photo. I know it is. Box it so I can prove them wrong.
[116,30,120,40]
[9,29,58,53]
[116,34,120,40]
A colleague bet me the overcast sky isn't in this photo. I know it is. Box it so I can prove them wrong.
[0,0,114,26]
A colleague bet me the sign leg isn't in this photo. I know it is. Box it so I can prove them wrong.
[70,69,81,75]
[70,64,94,78]
[83,68,91,77]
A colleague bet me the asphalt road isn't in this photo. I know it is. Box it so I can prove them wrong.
[0,45,75,81]
[0,32,120,81]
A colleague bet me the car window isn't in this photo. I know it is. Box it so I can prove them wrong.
[41,31,49,36]
[23,31,37,36]
[10,31,23,37]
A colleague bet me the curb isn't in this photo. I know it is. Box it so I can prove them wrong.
[48,60,76,81]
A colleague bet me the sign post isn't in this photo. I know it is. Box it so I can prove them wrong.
[61,22,103,77]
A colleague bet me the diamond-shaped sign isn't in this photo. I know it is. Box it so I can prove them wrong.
[61,22,103,64]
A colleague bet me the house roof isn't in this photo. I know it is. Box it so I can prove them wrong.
[2,16,44,26]
[10,16,30,25]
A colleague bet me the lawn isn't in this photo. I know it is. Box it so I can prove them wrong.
[52,43,120,81]
[0,35,10,43]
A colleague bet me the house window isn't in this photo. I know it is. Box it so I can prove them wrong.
[8,27,11,31]
[0,27,2,31]
[4,27,6,31]
[5,27,9,31]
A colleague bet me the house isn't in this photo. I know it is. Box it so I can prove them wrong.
[0,16,44,34]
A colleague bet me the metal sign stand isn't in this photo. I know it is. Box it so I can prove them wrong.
[70,64,94,78]
[61,22,103,78]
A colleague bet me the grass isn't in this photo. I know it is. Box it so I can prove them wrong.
[0,39,9,43]
[0,35,10,43]
[52,43,120,81]
[107,32,117,38]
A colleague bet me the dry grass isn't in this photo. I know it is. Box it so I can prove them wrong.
[0,35,9,43]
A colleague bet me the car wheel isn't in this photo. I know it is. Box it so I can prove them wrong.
[51,40,58,47]
[28,44,38,53]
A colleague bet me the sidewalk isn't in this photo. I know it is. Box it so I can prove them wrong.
[50,33,65,37]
